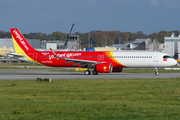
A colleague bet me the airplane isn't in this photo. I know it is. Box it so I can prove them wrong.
[0,47,13,57]
[10,28,177,75]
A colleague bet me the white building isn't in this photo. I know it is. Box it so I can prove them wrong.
[164,33,180,59]
[111,38,163,52]
[46,43,57,49]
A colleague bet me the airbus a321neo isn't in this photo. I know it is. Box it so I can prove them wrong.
[10,28,177,75]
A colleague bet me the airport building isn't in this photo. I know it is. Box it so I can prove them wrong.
[66,35,80,50]
[132,38,152,50]
[0,38,14,48]
[164,33,180,59]
[111,38,164,52]
[0,38,40,49]
[0,38,66,50]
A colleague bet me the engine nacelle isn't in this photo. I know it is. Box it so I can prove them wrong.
[96,63,113,73]
[112,67,123,72]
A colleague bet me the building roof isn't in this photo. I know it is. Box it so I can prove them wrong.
[132,39,147,44]
[165,33,180,37]
[111,43,130,49]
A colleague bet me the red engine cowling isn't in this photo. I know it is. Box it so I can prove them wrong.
[112,67,123,72]
[96,63,113,73]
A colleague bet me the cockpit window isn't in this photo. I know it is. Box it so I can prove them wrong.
[163,55,172,58]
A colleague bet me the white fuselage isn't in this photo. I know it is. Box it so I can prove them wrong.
[112,51,177,68]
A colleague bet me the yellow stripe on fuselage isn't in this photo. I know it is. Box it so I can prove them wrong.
[105,51,125,66]
[12,36,39,64]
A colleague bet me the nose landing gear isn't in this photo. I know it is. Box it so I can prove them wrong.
[155,67,159,75]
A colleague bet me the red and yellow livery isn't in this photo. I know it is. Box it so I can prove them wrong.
[10,28,177,75]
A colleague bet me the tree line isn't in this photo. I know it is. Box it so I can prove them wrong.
[0,30,179,48]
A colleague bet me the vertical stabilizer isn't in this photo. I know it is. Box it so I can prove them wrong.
[10,28,36,55]
[10,28,39,63]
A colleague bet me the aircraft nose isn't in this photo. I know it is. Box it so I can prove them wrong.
[173,59,178,65]
[169,59,178,66]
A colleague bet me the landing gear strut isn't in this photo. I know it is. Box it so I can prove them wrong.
[84,66,91,75]
[155,67,159,75]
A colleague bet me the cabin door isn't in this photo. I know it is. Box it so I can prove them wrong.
[153,53,158,62]
[29,53,38,61]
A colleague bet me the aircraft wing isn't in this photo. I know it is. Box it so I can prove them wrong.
[50,48,105,67]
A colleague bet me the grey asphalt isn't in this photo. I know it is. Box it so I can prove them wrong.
[0,68,180,80]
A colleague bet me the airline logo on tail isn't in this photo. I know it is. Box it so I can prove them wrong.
[13,30,29,51]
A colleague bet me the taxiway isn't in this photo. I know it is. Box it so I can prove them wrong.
[0,68,179,80]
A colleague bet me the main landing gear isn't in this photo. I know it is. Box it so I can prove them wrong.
[92,70,98,75]
[84,70,98,75]
[84,70,91,75]
[155,67,159,75]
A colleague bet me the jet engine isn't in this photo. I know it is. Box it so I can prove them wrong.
[96,63,113,73]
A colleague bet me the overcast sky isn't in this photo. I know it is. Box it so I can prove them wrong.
[0,0,180,35]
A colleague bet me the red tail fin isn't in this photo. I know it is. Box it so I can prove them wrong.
[10,28,36,53]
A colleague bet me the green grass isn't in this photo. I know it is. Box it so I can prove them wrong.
[0,78,180,120]
[123,68,180,73]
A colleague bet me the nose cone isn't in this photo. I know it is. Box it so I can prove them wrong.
[167,58,178,66]
[173,59,178,66]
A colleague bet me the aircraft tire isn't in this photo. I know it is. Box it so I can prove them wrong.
[92,70,98,75]
[84,70,91,75]
[155,72,159,75]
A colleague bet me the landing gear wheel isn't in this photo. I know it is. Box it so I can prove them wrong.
[84,70,91,75]
[155,72,159,75]
[92,70,98,75]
